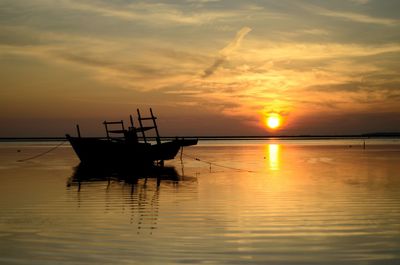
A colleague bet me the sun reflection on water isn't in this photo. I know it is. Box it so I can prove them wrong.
[267,144,281,171]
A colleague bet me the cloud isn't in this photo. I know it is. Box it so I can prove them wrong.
[203,27,252,77]
[0,25,208,93]
[307,5,399,26]
[322,11,398,26]
[56,0,255,26]
[350,0,369,5]
[299,28,330,36]
[221,27,253,55]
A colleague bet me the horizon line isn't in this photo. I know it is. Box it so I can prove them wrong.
[0,132,399,142]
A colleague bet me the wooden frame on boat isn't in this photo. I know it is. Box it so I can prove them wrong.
[66,108,197,166]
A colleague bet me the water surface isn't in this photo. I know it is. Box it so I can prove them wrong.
[0,139,399,264]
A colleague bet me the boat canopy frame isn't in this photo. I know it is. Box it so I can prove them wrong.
[99,108,161,144]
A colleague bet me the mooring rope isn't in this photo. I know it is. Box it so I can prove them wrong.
[17,140,67,162]
[182,152,255,173]
[16,140,255,173]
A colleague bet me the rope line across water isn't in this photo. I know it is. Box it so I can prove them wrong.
[18,141,255,173]
[17,140,67,162]
[182,152,255,173]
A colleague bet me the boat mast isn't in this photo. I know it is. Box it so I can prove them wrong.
[137,109,147,144]
[136,108,161,145]
[150,108,161,145]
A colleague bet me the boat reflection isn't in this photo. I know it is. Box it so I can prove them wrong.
[66,164,197,233]
[67,163,195,190]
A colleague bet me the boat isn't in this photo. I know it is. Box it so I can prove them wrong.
[66,108,198,166]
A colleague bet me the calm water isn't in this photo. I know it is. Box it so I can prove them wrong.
[0,139,399,264]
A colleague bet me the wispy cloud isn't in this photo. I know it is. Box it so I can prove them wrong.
[308,5,399,26]
[203,27,252,77]
[57,0,260,26]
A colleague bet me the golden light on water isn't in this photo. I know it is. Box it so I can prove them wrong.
[267,144,280,171]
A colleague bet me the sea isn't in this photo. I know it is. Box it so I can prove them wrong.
[0,139,399,265]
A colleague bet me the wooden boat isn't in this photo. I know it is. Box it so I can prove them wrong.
[66,108,197,166]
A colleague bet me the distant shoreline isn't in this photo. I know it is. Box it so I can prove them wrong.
[1,133,399,142]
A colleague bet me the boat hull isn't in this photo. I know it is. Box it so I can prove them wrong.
[66,136,186,165]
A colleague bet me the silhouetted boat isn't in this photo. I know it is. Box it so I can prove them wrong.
[66,108,197,166]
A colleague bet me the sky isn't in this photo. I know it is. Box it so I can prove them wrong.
[1,0,400,136]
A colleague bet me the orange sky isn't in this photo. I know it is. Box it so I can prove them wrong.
[1,0,399,136]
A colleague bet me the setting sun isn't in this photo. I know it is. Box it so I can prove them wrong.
[266,114,282,129]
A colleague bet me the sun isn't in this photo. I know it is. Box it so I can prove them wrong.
[266,114,282,129]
